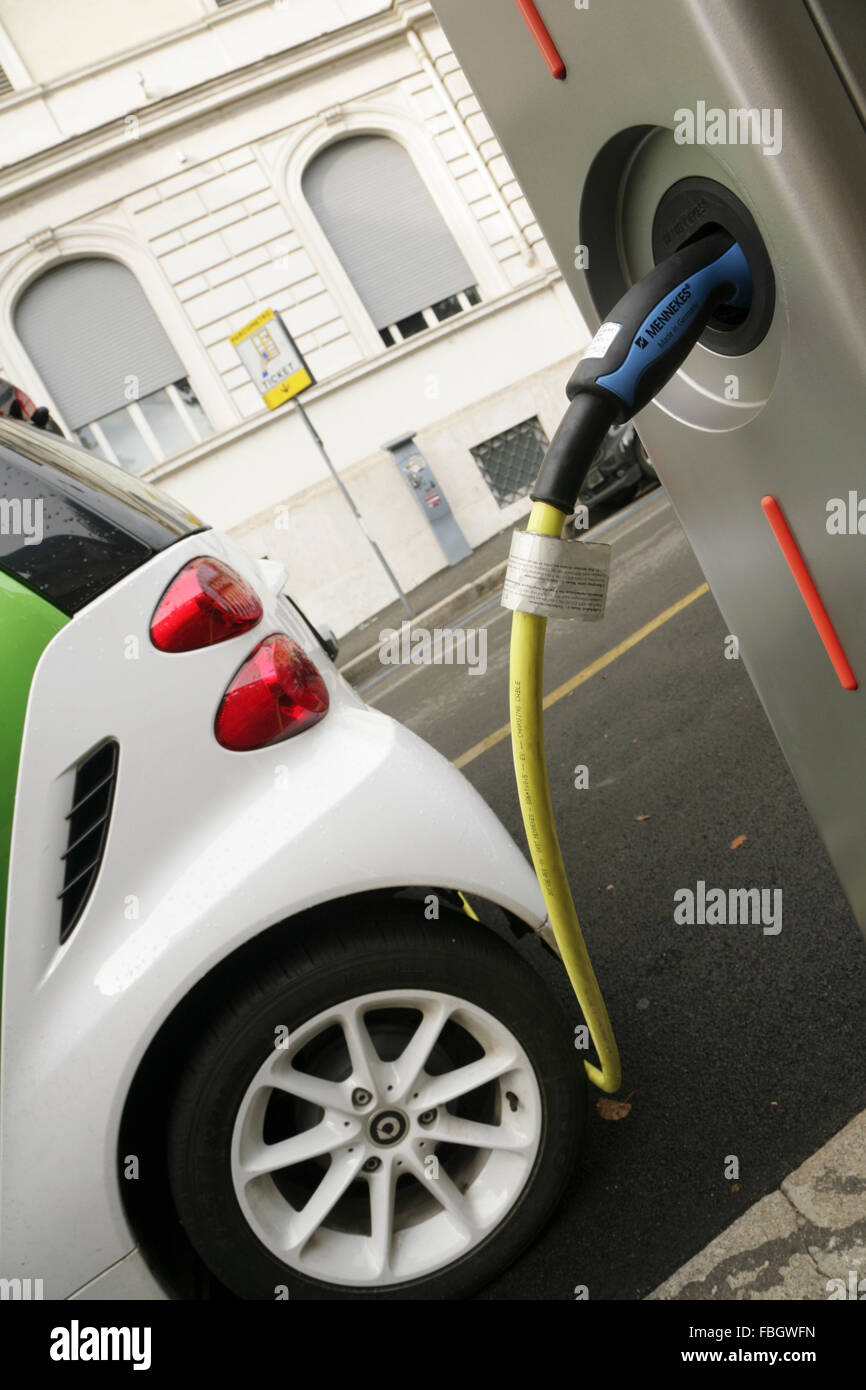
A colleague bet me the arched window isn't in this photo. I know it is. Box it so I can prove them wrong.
[302,135,481,347]
[15,258,212,474]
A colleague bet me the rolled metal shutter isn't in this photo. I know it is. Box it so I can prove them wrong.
[302,135,475,329]
[15,258,185,429]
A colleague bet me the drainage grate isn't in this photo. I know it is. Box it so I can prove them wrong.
[470,417,549,507]
[58,740,119,943]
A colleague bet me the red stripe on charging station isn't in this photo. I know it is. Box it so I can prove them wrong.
[761,495,857,690]
[514,0,566,79]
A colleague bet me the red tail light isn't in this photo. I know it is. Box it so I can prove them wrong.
[151,557,263,652]
[215,634,329,751]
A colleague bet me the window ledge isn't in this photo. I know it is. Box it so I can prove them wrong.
[146,267,564,484]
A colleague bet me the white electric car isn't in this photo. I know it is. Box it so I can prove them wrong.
[0,417,585,1301]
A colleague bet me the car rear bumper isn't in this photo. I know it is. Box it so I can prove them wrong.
[0,532,545,1298]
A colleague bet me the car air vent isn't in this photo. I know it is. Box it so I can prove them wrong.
[58,739,119,943]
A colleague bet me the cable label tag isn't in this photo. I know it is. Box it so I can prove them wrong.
[582,321,622,360]
[501,530,610,620]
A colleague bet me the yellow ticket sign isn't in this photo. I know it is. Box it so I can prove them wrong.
[229,308,313,409]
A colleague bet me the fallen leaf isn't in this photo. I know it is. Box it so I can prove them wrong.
[635,814,651,822]
[597,1097,631,1121]
[731,1183,740,1193]
[605,883,615,892]
[729,834,748,850]
[770,1101,778,1107]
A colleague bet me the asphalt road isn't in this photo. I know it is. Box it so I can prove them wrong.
[363,489,866,1301]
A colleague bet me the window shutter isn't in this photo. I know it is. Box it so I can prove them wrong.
[302,135,475,330]
[15,259,185,429]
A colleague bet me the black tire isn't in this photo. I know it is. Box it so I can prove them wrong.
[167,904,586,1300]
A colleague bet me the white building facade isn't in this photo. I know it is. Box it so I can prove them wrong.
[0,0,588,633]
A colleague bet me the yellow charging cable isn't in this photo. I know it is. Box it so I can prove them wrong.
[509,500,621,1093]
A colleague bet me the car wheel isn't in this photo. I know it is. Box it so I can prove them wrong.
[167,905,586,1299]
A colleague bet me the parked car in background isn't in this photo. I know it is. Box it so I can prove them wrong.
[0,377,61,434]
[578,421,657,512]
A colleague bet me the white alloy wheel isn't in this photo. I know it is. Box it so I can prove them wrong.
[229,989,543,1288]
[168,908,585,1299]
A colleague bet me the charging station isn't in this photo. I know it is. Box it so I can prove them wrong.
[432,0,866,937]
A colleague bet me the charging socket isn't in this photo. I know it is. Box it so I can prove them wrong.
[652,177,775,356]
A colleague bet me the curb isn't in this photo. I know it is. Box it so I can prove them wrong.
[648,1109,866,1301]
[338,556,509,688]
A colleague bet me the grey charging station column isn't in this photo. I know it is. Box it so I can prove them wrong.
[384,432,472,566]
[432,0,866,937]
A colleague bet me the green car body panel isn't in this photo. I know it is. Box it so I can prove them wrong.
[0,569,68,967]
